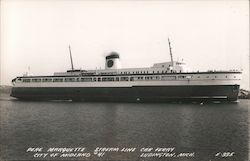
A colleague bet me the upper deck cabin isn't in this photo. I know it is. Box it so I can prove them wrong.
[53,51,190,77]
[54,59,191,77]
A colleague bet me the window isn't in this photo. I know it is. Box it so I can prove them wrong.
[53,78,63,82]
[153,76,160,80]
[120,77,129,81]
[161,76,176,80]
[23,79,31,82]
[102,77,114,81]
[65,78,75,82]
[102,77,107,81]
[32,78,41,82]
[42,78,52,82]
[131,76,144,81]
[145,76,159,80]
[81,77,92,82]
[178,76,186,79]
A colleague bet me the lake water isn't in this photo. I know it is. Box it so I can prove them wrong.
[0,93,249,161]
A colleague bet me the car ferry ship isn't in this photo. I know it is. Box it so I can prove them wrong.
[10,40,242,102]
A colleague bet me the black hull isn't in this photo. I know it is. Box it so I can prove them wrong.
[10,85,240,102]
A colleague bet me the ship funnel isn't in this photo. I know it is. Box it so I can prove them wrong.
[105,51,121,69]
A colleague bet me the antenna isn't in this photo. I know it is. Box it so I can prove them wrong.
[168,38,174,67]
[69,45,74,70]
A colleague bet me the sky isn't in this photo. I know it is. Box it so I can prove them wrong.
[0,0,249,89]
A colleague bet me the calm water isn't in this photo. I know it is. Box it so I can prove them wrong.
[0,93,249,161]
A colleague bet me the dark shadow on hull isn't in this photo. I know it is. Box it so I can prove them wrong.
[14,97,239,104]
[11,85,240,103]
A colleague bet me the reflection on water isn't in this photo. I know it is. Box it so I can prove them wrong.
[0,94,249,161]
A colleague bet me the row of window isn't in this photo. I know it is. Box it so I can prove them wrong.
[80,70,177,76]
[21,76,176,83]
[120,70,175,75]
[19,75,235,83]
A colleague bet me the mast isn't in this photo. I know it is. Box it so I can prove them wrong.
[168,38,174,67]
[69,45,74,70]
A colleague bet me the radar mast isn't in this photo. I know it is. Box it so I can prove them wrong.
[69,45,74,70]
[168,38,174,67]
